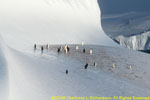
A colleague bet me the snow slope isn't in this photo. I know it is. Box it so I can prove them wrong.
[0,0,117,51]
[0,37,8,100]
[0,0,150,99]
[2,44,150,100]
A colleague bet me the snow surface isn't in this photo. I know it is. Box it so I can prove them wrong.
[0,0,150,99]
[0,0,117,51]
[2,43,150,100]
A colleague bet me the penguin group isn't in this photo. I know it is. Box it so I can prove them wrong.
[33,41,134,75]
[33,41,98,74]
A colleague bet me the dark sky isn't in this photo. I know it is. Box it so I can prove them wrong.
[98,0,150,14]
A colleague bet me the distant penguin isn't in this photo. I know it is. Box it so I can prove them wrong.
[64,44,68,49]
[81,41,84,47]
[66,69,68,74]
[90,49,93,55]
[60,46,63,51]
[83,48,86,53]
[64,44,67,50]
[57,47,61,53]
[64,48,68,54]
[75,45,78,50]
[46,44,49,49]
[129,65,133,71]
[85,63,88,69]
[112,63,116,69]
[48,44,50,49]
[41,46,44,54]
[94,62,97,67]
[67,46,70,52]
[34,44,36,51]
[64,45,68,54]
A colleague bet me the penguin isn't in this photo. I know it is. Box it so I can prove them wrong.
[64,48,68,54]
[66,69,68,74]
[57,47,61,53]
[83,48,86,53]
[90,49,93,55]
[67,46,70,52]
[34,44,36,51]
[75,45,78,50]
[112,63,116,69]
[46,44,49,49]
[41,46,44,54]
[60,46,63,51]
[129,65,133,71]
[81,41,84,47]
[64,45,68,53]
[85,63,88,69]
[94,62,97,67]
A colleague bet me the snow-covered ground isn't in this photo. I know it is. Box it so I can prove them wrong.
[1,43,150,100]
[0,0,150,99]
[0,0,117,51]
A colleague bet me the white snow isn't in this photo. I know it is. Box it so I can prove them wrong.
[0,0,150,100]
[0,0,117,51]
[0,37,8,100]
[2,43,150,100]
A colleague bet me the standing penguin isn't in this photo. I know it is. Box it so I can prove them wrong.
[75,45,78,50]
[64,47,68,54]
[112,63,116,69]
[57,47,61,53]
[94,62,97,67]
[85,63,88,69]
[34,44,37,51]
[41,46,44,54]
[67,46,70,52]
[60,46,63,51]
[90,49,93,55]
[66,69,68,74]
[46,44,49,50]
[64,44,68,53]
[129,65,133,71]
[83,48,86,53]
[81,41,84,47]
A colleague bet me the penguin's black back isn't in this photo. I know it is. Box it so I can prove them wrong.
[66,70,68,74]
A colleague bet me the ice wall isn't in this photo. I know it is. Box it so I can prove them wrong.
[0,0,117,50]
[115,32,150,50]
